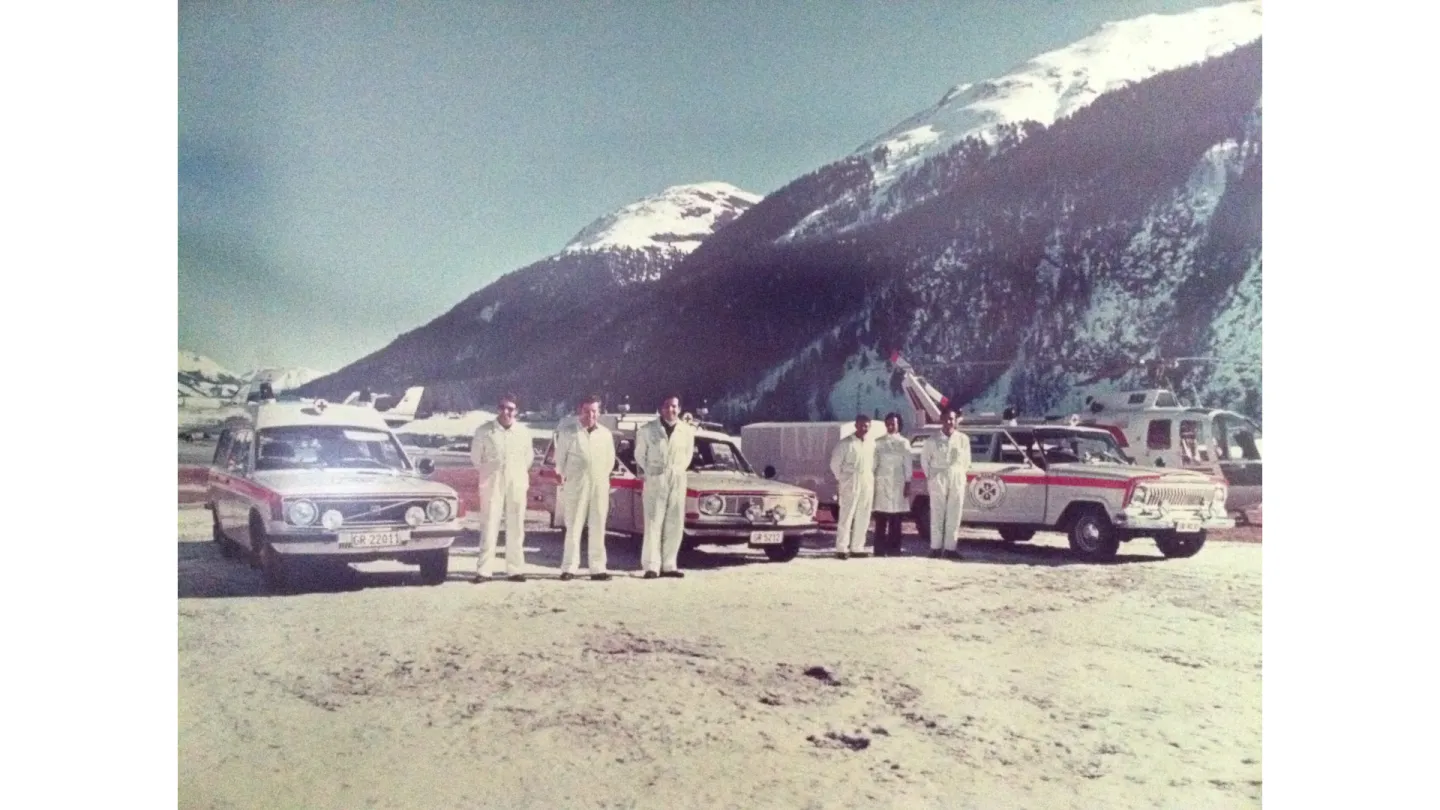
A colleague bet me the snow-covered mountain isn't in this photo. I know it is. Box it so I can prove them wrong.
[297,182,762,413]
[784,0,1262,242]
[241,366,327,393]
[179,351,243,400]
[302,2,1263,424]
[562,182,761,258]
[179,350,327,402]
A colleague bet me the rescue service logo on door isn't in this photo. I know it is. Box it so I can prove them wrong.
[968,474,1007,509]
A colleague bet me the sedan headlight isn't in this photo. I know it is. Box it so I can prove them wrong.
[699,494,724,516]
[772,504,788,520]
[797,497,816,517]
[285,499,318,526]
[426,499,453,522]
[405,506,426,527]
[321,509,345,531]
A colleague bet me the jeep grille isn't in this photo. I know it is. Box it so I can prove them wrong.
[1134,484,1210,508]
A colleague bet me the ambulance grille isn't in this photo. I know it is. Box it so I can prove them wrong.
[1134,484,1210,508]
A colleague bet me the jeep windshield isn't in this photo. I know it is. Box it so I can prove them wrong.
[1030,429,1132,465]
[690,437,755,474]
[255,425,411,471]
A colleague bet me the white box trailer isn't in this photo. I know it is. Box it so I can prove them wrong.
[740,421,857,512]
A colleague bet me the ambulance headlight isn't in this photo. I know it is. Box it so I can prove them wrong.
[771,504,788,520]
[426,499,452,522]
[405,506,426,527]
[285,499,318,526]
[744,504,763,522]
[699,494,724,516]
[321,509,345,531]
[797,497,816,517]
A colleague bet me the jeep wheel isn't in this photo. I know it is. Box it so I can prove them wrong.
[1155,531,1206,559]
[998,527,1036,543]
[1068,509,1120,561]
[418,549,449,585]
[763,538,802,563]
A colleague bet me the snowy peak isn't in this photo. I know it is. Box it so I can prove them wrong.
[856,0,1261,188]
[241,366,327,393]
[561,182,762,256]
[178,350,241,383]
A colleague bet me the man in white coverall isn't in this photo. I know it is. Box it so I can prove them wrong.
[829,414,877,560]
[921,409,971,559]
[554,394,617,581]
[471,393,533,582]
[635,395,696,579]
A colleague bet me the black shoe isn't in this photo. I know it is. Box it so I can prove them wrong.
[660,570,685,579]
[643,571,660,579]
[928,550,943,558]
[944,550,963,560]
[559,572,575,581]
[837,552,849,560]
[508,574,527,582]
[471,574,491,584]
[591,573,612,581]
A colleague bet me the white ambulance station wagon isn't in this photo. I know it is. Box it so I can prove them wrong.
[207,399,464,592]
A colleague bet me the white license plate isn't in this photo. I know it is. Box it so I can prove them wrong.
[750,530,784,545]
[341,529,410,548]
[1175,520,1202,534]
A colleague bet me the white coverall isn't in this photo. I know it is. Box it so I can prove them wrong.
[829,433,877,553]
[635,417,696,574]
[871,433,912,515]
[921,430,972,552]
[554,421,617,575]
[471,419,534,577]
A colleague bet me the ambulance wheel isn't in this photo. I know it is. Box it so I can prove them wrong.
[763,538,802,563]
[417,549,449,585]
[213,515,237,558]
[1155,531,1206,559]
[1067,508,1120,561]
[998,527,1036,543]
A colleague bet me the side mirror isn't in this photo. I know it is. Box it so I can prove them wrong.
[416,457,436,475]
[763,465,777,480]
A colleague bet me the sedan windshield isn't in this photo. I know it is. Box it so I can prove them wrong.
[690,438,754,474]
[255,425,410,471]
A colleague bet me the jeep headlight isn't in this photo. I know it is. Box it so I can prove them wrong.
[285,499,318,526]
[1212,486,1228,514]
[1130,485,1150,506]
[427,499,452,522]
[405,506,426,527]
[699,494,724,516]
[797,497,816,517]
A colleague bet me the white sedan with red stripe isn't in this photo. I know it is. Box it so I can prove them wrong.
[207,400,465,591]
[905,425,1235,561]
[530,415,824,562]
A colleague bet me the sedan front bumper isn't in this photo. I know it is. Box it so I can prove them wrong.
[265,525,461,557]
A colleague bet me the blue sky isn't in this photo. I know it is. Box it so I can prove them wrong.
[179,0,1230,373]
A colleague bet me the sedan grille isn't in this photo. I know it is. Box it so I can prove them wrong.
[308,498,433,527]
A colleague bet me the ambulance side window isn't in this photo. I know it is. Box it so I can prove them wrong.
[212,430,233,467]
[226,429,254,475]
[1146,420,1172,450]
[615,439,637,474]
[542,441,556,468]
